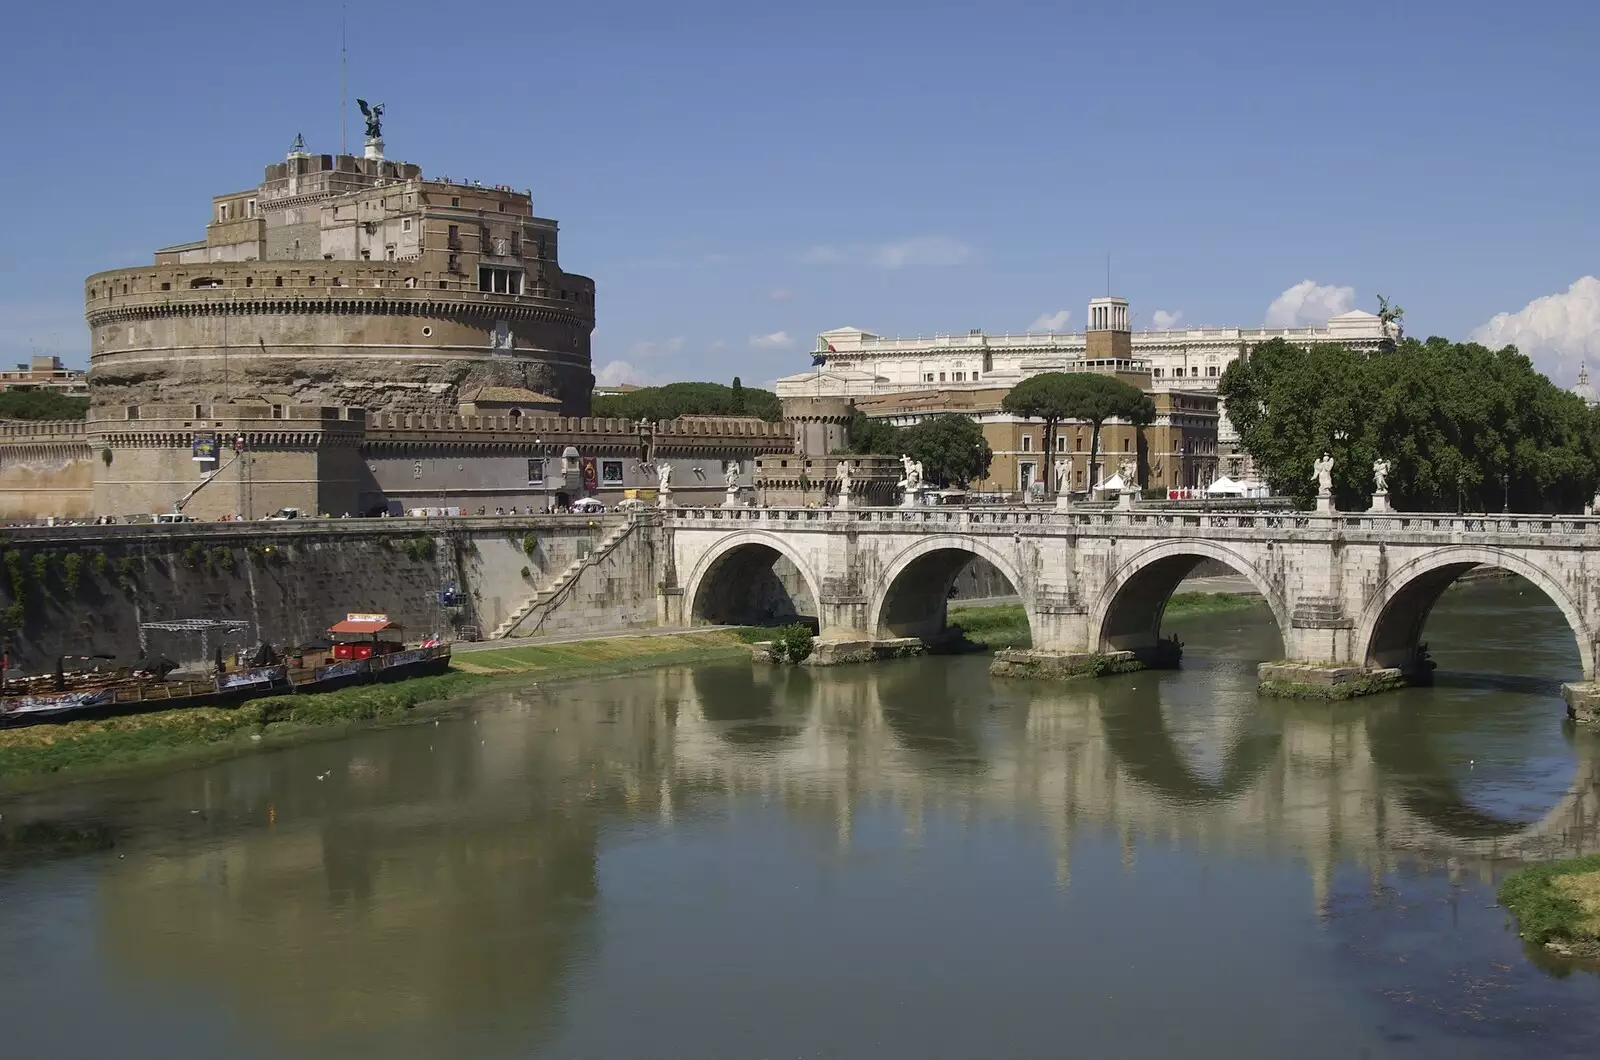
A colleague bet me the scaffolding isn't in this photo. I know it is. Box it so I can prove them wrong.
[138,618,251,659]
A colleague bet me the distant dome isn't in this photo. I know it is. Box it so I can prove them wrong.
[1573,363,1598,407]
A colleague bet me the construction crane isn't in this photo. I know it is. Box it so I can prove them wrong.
[171,437,247,514]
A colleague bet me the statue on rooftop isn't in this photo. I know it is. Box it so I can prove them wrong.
[357,99,385,140]
[1376,295,1405,345]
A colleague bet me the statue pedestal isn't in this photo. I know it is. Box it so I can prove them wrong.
[900,489,922,509]
[364,137,385,161]
[1368,492,1391,513]
[1116,489,1139,511]
[722,489,740,508]
[657,489,673,509]
[1055,493,1072,512]
[836,492,852,510]
[1315,494,1335,515]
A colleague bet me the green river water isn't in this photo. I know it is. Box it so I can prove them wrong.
[1,576,1597,1058]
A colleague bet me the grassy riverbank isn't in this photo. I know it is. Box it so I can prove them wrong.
[0,631,754,789]
[949,592,1260,650]
[1498,855,1600,958]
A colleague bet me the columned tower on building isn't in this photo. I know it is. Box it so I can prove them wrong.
[1085,296,1132,361]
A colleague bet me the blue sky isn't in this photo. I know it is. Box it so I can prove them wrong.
[3,0,1597,387]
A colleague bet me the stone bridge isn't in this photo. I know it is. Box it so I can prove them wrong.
[661,505,1600,700]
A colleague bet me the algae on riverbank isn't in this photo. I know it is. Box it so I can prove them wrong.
[950,592,1259,651]
[0,631,754,787]
[1498,854,1600,958]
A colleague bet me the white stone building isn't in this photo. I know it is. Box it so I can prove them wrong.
[775,298,1390,462]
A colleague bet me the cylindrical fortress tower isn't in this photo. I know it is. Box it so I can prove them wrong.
[84,138,595,417]
[781,395,856,456]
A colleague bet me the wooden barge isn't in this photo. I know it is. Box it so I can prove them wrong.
[1,614,451,728]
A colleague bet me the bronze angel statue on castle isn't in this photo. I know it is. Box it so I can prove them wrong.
[357,99,384,140]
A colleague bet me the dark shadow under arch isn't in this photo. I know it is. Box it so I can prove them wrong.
[1098,554,1283,657]
[690,544,817,628]
[877,548,1020,641]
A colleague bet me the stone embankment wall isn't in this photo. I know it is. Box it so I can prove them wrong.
[0,516,654,672]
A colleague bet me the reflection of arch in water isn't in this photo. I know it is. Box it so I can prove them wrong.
[870,536,1027,642]
[1095,687,1282,805]
[1355,547,1594,679]
[688,663,811,747]
[1363,704,1587,843]
[683,531,822,628]
[1089,540,1288,655]
[873,657,990,773]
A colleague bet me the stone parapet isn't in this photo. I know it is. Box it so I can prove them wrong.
[85,262,592,328]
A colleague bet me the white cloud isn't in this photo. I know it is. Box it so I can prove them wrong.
[800,235,973,269]
[624,337,684,358]
[768,287,795,301]
[1029,310,1072,332]
[1264,280,1356,328]
[1151,309,1183,330]
[871,236,972,269]
[749,331,795,350]
[594,360,646,387]
[1471,276,1600,379]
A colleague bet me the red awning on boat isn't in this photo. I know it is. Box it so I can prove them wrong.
[328,618,400,635]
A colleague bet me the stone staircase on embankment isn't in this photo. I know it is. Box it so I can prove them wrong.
[490,519,639,639]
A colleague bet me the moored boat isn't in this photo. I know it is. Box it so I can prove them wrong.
[0,613,451,728]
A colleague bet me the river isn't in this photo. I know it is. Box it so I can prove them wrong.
[1,577,1598,1058]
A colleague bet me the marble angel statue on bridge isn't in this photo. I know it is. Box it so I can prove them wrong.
[897,454,923,492]
[1312,453,1335,497]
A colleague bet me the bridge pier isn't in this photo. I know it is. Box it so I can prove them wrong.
[1563,683,1600,724]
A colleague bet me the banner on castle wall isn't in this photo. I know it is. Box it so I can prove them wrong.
[192,436,218,463]
[580,457,598,491]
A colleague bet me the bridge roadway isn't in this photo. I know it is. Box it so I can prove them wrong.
[662,504,1600,692]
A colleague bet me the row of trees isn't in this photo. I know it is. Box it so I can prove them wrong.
[590,379,782,422]
[845,373,1153,490]
[0,391,88,421]
[1220,337,1600,511]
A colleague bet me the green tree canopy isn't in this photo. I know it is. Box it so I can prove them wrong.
[1001,372,1151,491]
[0,391,88,421]
[1219,336,1600,511]
[591,381,782,422]
[898,414,994,488]
[844,411,901,455]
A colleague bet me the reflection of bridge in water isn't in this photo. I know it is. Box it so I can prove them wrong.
[645,665,1600,902]
[57,661,1600,1044]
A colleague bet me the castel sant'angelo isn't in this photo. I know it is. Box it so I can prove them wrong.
[0,115,792,520]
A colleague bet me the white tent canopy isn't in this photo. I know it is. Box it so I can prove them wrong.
[1207,476,1244,495]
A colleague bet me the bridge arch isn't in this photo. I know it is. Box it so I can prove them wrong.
[682,530,824,629]
[869,535,1033,642]
[1089,540,1289,654]
[1354,546,1595,679]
